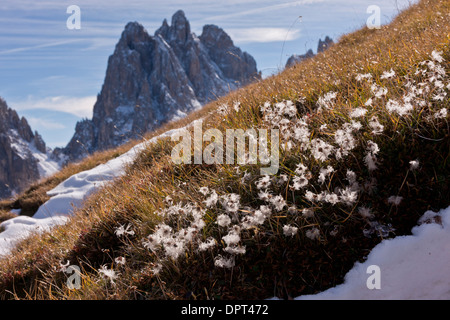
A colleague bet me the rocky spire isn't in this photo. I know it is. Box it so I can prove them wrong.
[317,36,334,53]
[169,10,191,43]
[199,24,259,85]
[63,11,260,162]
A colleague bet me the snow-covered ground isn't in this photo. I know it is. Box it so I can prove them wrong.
[0,215,69,256]
[0,123,197,256]
[9,128,61,178]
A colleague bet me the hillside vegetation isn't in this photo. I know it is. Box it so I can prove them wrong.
[0,0,449,299]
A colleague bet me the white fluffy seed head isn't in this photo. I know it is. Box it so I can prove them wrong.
[283,225,298,237]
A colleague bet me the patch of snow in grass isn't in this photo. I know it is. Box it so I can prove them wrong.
[0,215,69,256]
[295,205,450,300]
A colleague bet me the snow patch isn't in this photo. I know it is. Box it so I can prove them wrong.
[0,215,69,256]
[7,128,61,178]
[0,120,201,256]
[295,205,450,300]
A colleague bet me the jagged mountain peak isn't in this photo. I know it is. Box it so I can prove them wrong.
[119,21,151,50]
[171,10,189,29]
[155,10,192,44]
[200,24,234,49]
[285,36,334,68]
[63,11,260,162]
[123,21,145,34]
[0,98,42,149]
[317,36,333,53]
[171,11,191,43]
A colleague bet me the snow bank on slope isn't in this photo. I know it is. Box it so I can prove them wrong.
[296,205,450,300]
[0,216,69,256]
[33,125,189,219]
[0,123,197,256]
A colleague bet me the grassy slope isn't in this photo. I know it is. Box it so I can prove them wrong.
[0,0,449,299]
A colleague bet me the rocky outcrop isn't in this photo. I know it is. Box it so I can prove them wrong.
[0,98,53,199]
[285,36,334,68]
[64,10,260,161]
[285,49,315,68]
[317,36,333,53]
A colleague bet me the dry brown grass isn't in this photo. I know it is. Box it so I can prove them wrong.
[0,210,17,226]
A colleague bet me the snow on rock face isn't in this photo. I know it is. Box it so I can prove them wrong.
[0,98,60,199]
[295,205,450,300]
[8,128,60,179]
[29,142,60,178]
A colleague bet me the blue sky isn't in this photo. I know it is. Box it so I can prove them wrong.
[0,0,416,148]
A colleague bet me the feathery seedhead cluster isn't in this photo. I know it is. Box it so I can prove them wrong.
[142,203,208,262]
[98,265,118,285]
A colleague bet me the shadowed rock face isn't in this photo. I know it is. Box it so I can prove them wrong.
[64,10,261,161]
[0,98,45,199]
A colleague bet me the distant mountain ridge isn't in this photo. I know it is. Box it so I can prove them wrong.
[0,98,59,199]
[285,36,333,68]
[62,10,261,161]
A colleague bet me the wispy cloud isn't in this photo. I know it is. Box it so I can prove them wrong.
[26,117,66,130]
[12,96,96,118]
[204,0,325,22]
[227,27,301,43]
[0,39,85,55]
